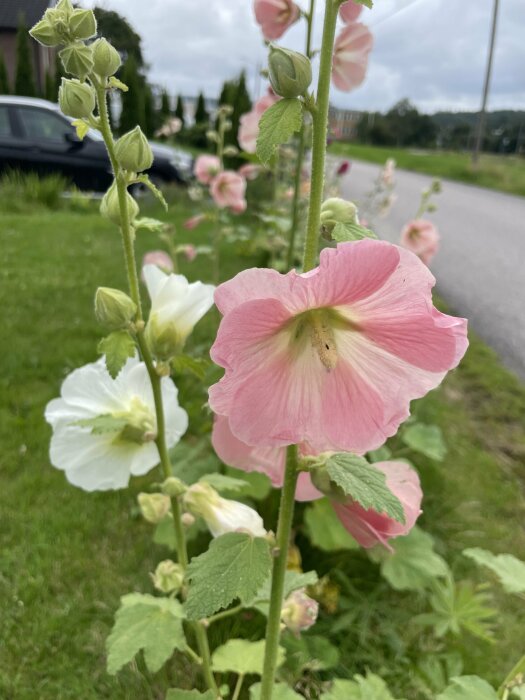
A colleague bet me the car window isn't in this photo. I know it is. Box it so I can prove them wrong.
[18,107,73,141]
[0,106,11,137]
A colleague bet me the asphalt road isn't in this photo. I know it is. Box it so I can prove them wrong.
[337,159,525,380]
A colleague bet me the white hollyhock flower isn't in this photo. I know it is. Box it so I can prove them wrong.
[45,357,188,491]
[143,264,215,359]
[183,482,267,538]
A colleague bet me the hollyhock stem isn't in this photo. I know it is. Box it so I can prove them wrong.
[260,445,299,700]
[498,654,525,699]
[287,0,315,268]
[302,0,341,272]
[95,82,218,696]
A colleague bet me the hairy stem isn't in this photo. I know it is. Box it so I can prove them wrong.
[259,445,299,700]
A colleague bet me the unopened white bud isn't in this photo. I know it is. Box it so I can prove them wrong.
[138,492,171,524]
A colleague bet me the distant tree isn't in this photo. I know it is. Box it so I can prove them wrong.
[194,92,209,125]
[119,55,145,133]
[15,19,37,97]
[93,8,143,67]
[159,89,171,125]
[44,70,55,101]
[144,85,156,137]
[175,95,185,129]
[0,51,9,94]
[230,71,252,141]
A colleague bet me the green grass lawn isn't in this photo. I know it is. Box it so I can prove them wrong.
[1,196,524,698]
[328,142,525,197]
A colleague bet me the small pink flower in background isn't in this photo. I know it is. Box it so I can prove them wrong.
[238,92,279,154]
[183,213,206,230]
[281,589,319,635]
[210,171,247,213]
[381,158,396,186]
[209,240,467,454]
[332,461,422,550]
[400,219,440,265]
[155,117,182,139]
[194,155,221,185]
[339,0,363,23]
[142,250,174,275]
[212,414,322,502]
[337,160,351,176]
[182,244,197,262]
[254,0,300,40]
[239,163,262,181]
[332,23,373,92]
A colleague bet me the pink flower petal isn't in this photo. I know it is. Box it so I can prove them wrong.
[254,0,300,41]
[332,23,373,92]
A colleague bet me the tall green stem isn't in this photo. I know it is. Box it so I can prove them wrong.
[498,654,525,699]
[259,445,299,700]
[302,0,340,272]
[94,81,217,696]
[287,0,315,268]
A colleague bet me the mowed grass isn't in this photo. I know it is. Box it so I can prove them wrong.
[1,197,525,698]
[328,142,525,197]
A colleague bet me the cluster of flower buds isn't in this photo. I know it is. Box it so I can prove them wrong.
[268,45,312,98]
[30,0,97,48]
[320,197,359,236]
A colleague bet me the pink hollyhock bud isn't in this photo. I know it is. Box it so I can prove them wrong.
[332,23,373,92]
[254,0,300,41]
[281,589,319,635]
[142,250,174,274]
[209,240,468,454]
[183,213,206,231]
[194,155,221,185]
[210,171,247,213]
[238,92,279,154]
[337,160,351,176]
[332,461,423,550]
[400,219,440,265]
[182,244,197,262]
[339,0,363,23]
[239,163,262,181]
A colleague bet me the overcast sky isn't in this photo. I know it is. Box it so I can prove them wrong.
[84,0,525,114]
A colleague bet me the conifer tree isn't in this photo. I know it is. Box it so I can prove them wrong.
[15,19,37,97]
[119,54,146,134]
[175,94,185,129]
[194,92,209,125]
[0,51,9,94]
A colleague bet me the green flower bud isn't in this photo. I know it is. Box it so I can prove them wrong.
[162,477,187,498]
[55,0,74,17]
[69,8,97,40]
[138,492,171,524]
[59,78,95,119]
[100,182,140,226]
[151,560,184,594]
[92,38,122,78]
[114,127,154,173]
[268,45,312,98]
[59,42,94,81]
[223,145,238,156]
[320,198,358,233]
[29,17,60,47]
[95,287,137,330]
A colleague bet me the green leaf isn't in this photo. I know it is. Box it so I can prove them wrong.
[153,515,177,549]
[170,441,221,485]
[225,466,272,500]
[355,0,373,7]
[369,526,449,591]
[252,570,318,614]
[367,446,392,463]
[281,634,340,673]
[212,639,284,676]
[185,533,272,619]
[172,354,211,380]
[134,217,166,233]
[304,498,359,551]
[199,473,249,494]
[74,414,127,434]
[106,594,185,674]
[463,547,525,594]
[323,673,405,700]
[402,423,446,461]
[108,76,128,91]
[98,330,135,379]
[134,174,168,210]
[326,453,405,523]
[436,676,498,700]
[249,683,303,700]
[72,119,90,140]
[331,222,378,243]
[256,99,303,165]
[166,691,215,700]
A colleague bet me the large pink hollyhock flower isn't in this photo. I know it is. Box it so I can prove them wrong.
[254,0,300,41]
[339,0,362,23]
[194,155,221,185]
[400,219,440,266]
[212,414,322,502]
[332,23,373,92]
[238,92,279,154]
[209,240,468,454]
[210,171,247,213]
[332,461,422,550]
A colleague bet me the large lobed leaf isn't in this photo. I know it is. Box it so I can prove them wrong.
[256,99,303,165]
[436,675,498,700]
[402,423,446,461]
[98,330,135,379]
[304,498,359,552]
[464,547,525,594]
[322,672,406,699]
[211,639,285,676]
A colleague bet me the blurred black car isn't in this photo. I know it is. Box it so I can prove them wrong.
[0,96,193,192]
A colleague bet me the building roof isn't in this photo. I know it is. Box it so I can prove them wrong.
[0,0,54,30]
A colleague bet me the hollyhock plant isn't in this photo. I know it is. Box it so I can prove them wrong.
[45,357,188,491]
[209,240,468,455]
[332,22,373,92]
[332,460,423,550]
[142,250,174,274]
[337,160,351,176]
[339,0,363,24]
[238,92,279,154]
[210,171,247,213]
[254,0,300,41]
[281,589,319,635]
[143,264,215,359]
[194,154,221,185]
[183,213,206,231]
[181,244,197,262]
[239,163,263,181]
[400,219,440,265]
